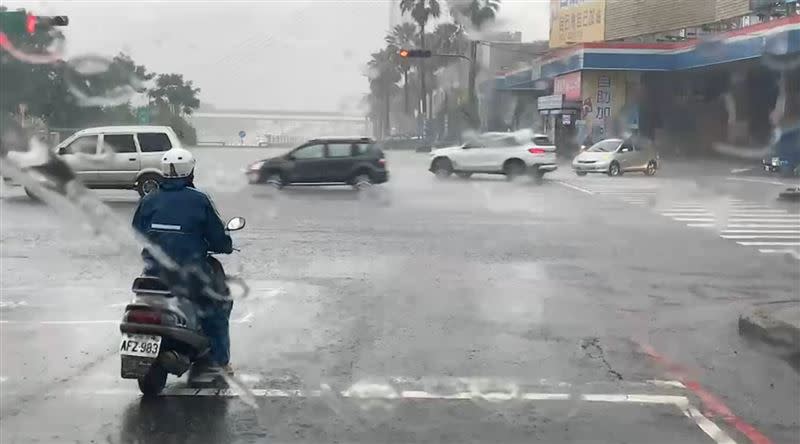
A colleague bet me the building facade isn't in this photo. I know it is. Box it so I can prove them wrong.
[494,0,800,156]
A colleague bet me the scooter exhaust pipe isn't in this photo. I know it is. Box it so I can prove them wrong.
[158,350,191,376]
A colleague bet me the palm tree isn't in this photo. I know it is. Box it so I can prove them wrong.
[385,23,418,115]
[452,0,501,125]
[399,0,442,118]
[367,48,401,138]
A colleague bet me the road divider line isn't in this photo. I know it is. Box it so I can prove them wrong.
[683,405,738,444]
[721,235,800,239]
[722,230,800,233]
[737,241,800,246]
[554,181,594,195]
[637,341,772,444]
[726,176,790,186]
[758,249,800,259]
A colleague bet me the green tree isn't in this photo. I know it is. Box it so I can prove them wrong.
[367,48,401,138]
[148,73,201,116]
[452,0,501,127]
[385,22,418,115]
[399,0,441,118]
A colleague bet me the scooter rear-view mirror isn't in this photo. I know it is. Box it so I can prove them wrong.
[226,216,246,231]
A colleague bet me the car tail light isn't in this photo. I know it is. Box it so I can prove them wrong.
[378,158,386,166]
[528,148,546,154]
[127,310,161,324]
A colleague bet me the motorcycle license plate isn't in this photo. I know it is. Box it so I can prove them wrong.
[120,333,161,358]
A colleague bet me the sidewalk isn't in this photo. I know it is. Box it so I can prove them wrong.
[739,303,800,351]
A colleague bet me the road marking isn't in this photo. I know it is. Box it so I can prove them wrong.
[661,212,714,217]
[673,218,715,222]
[722,230,800,233]
[758,249,800,259]
[683,405,738,444]
[233,312,254,324]
[722,235,800,239]
[0,376,7,383]
[637,341,770,444]
[725,224,800,228]
[687,223,716,227]
[728,210,792,214]
[730,168,753,174]
[726,176,791,186]
[737,241,800,246]
[554,180,594,195]
[581,394,688,406]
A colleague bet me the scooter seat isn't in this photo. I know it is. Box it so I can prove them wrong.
[132,276,171,295]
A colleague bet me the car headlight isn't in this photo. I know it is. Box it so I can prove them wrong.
[248,161,265,171]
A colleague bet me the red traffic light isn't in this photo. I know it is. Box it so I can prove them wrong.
[398,49,432,58]
[25,13,37,34]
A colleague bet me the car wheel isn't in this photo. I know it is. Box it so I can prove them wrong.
[503,160,526,181]
[607,161,621,177]
[575,171,588,177]
[643,161,656,176]
[432,158,453,179]
[137,174,162,197]
[138,364,167,397]
[24,187,42,201]
[455,172,472,179]
[352,173,373,190]
[265,172,284,189]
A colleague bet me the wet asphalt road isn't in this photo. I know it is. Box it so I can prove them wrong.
[1,148,799,444]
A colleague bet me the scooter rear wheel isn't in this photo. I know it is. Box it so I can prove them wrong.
[138,365,167,396]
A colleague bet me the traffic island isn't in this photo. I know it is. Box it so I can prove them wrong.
[739,303,800,352]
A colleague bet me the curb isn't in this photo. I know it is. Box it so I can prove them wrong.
[738,308,800,351]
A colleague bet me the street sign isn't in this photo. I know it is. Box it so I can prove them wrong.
[238,130,246,138]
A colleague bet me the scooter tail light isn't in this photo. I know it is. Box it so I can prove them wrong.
[126,309,162,325]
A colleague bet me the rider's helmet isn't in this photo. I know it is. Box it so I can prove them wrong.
[161,147,195,178]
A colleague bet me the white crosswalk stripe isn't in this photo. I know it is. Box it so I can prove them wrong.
[557,178,800,259]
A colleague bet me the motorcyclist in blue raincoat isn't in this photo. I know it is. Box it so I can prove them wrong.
[132,147,234,375]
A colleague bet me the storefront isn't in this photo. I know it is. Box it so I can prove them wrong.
[537,94,581,155]
[490,14,800,154]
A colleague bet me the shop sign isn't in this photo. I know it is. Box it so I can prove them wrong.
[549,0,606,49]
[554,71,582,101]
[538,94,564,111]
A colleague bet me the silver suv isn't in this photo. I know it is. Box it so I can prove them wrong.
[14,125,180,197]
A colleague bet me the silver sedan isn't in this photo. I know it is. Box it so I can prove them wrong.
[572,138,659,177]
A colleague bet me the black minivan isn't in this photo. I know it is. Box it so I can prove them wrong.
[245,137,388,189]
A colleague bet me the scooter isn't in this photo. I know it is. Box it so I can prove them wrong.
[119,216,246,396]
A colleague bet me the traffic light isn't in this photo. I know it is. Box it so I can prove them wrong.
[399,49,432,58]
[0,10,68,36]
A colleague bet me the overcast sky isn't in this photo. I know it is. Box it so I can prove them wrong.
[7,0,550,112]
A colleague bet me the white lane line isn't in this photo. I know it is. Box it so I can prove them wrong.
[722,230,800,234]
[726,224,800,228]
[581,394,688,406]
[727,218,800,223]
[759,249,800,259]
[673,218,716,222]
[0,376,7,383]
[554,181,594,195]
[687,224,716,227]
[683,405,738,444]
[728,210,791,214]
[727,176,790,186]
[66,388,691,404]
[233,312,254,324]
[721,235,800,239]
[661,213,714,217]
[731,168,753,174]
[737,241,800,246]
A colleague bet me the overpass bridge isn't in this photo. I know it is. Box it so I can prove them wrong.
[188,108,370,145]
